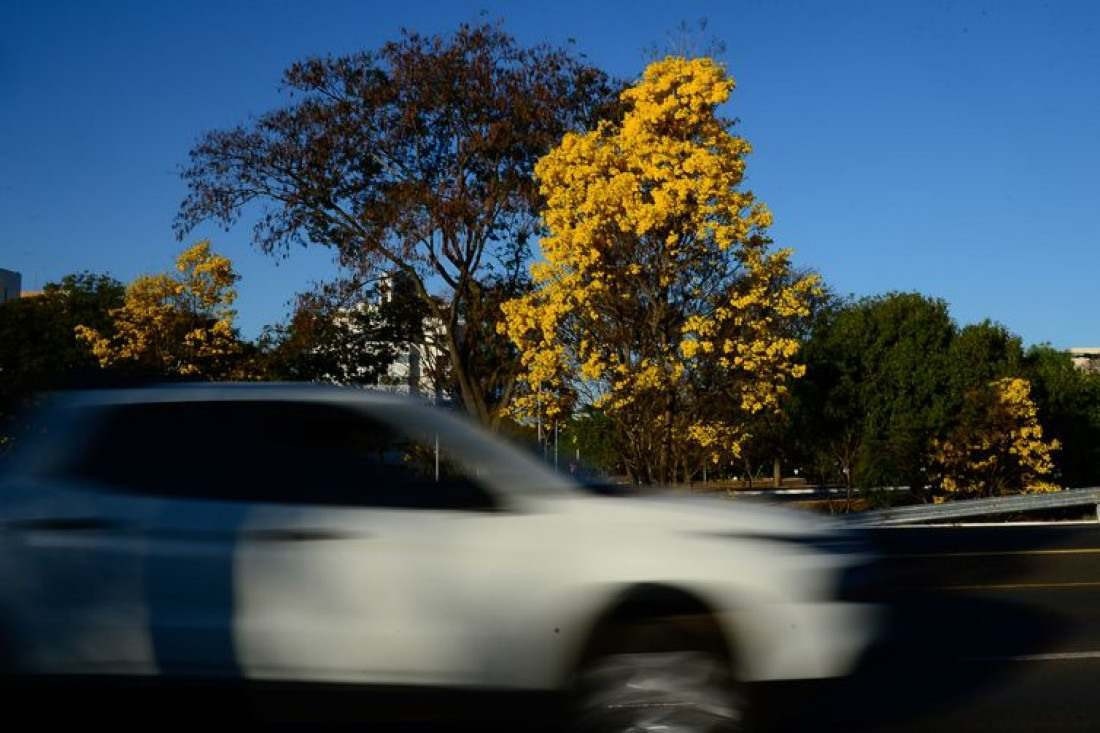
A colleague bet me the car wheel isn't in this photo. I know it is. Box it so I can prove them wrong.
[571,622,746,733]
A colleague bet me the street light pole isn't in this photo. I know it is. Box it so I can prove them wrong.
[554,420,559,470]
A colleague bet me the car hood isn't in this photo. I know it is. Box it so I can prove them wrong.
[554,489,847,540]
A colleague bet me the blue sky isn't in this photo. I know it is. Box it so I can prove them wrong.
[3,0,1098,346]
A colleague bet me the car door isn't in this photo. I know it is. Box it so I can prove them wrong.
[225,399,511,687]
[0,400,226,677]
[16,400,254,677]
[0,477,154,675]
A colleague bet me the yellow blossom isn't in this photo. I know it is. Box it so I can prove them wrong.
[76,241,245,379]
[500,57,814,480]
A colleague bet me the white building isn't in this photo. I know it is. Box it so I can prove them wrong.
[330,273,452,400]
[1069,347,1100,374]
[376,314,450,399]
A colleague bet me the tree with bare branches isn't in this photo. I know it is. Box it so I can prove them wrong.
[176,23,618,426]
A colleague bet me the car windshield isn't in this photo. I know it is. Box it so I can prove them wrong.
[387,401,583,496]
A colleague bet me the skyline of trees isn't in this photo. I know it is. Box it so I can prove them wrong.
[4,243,1099,501]
[789,293,1093,501]
[3,21,1098,503]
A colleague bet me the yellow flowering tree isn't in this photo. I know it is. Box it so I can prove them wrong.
[500,57,818,484]
[929,377,1060,500]
[76,241,247,379]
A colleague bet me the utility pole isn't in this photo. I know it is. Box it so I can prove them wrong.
[554,421,559,470]
[537,393,545,460]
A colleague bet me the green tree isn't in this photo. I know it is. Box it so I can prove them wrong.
[1025,345,1100,488]
[796,295,1079,503]
[946,320,1025,402]
[560,406,622,478]
[176,23,618,427]
[798,293,956,496]
[0,273,125,446]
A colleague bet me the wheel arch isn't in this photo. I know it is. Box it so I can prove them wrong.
[564,581,740,687]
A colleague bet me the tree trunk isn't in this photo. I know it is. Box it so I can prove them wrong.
[658,402,674,486]
[447,338,488,424]
[407,267,493,427]
[772,457,782,489]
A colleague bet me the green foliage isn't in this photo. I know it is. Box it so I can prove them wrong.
[946,321,1025,402]
[1024,345,1100,487]
[559,407,622,477]
[0,273,125,445]
[794,293,1100,498]
[797,293,956,493]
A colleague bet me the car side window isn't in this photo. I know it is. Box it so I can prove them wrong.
[62,400,496,511]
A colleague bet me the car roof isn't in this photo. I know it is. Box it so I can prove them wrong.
[13,383,579,498]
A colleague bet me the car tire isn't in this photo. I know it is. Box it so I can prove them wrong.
[570,619,747,733]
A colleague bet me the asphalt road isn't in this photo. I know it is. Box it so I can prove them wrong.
[786,522,1100,732]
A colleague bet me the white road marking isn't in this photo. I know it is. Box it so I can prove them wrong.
[898,547,1100,559]
[940,581,1100,591]
[968,651,1100,662]
[908,520,1100,528]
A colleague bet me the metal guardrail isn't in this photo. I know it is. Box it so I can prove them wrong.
[848,487,1100,526]
[734,486,909,498]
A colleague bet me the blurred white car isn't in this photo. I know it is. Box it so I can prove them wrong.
[0,385,882,730]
